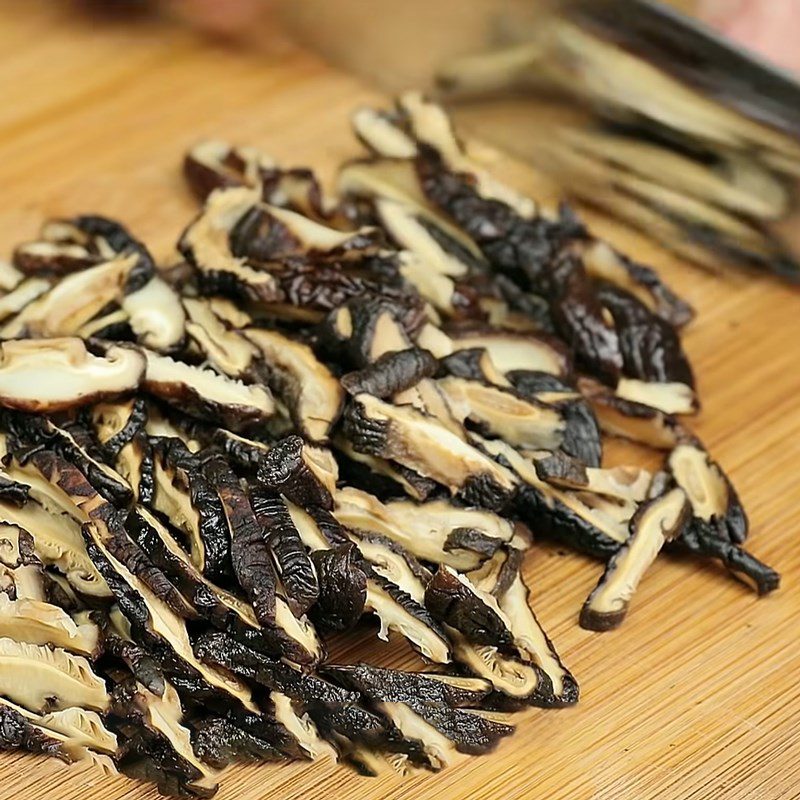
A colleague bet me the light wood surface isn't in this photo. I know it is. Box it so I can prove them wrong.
[0,4,797,799]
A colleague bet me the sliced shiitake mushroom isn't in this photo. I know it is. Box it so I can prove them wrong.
[581,487,690,631]
[0,338,144,413]
[244,328,343,443]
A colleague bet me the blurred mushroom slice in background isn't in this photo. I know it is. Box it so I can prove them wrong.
[434,0,800,280]
[280,0,800,281]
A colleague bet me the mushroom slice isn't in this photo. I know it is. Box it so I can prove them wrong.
[143,349,274,431]
[333,487,513,571]
[474,552,578,706]
[0,277,52,322]
[83,522,258,713]
[270,691,337,762]
[250,489,319,618]
[580,239,693,327]
[0,593,100,656]
[182,297,257,378]
[310,544,367,632]
[244,328,343,442]
[192,717,285,768]
[0,338,144,413]
[178,186,281,304]
[510,371,603,468]
[478,436,631,559]
[343,393,516,510]
[0,260,23,291]
[328,664,513,766]
[229,204,380,262]
[0,637,109,713]
[341,348,439,399]
[438,376,566,451]
[0,473,109,597]
[615,378,698,416]
[286,501,450,663]
[333,437,438,502]
[352,108,418,159]
[668,443,778,594]
[581,487,690,631]
[533,452,651,502]
[425,565,515,651]
[261,435,337,503]
[90,397,148,459]
[149,439,230,580]
[95,607,166,697]
[0,253,142,338]
[202,454,275,626]
[121,275,186,352]
[579,376,683,449]
[4,412,132,506]
[0,696,115,771]
[112,679,219,798]
[183,140,275,201]
[440,348,512,388]
[447,327,570,378]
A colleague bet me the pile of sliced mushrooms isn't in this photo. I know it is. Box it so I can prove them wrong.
[0,93,778,795]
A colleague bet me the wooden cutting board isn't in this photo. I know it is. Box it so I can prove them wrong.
[0,4,797,799]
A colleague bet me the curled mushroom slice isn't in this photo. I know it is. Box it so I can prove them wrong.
[425,565,515,651]
[0,338,144,413]
[229,204,380,262]
[250,489,319,618]
[244,328,343,443]
[253,434,337,509]
[334,437,438,502]
[533,452,651,502]
[440,348,512,388]
[183,140,275,201]
[91,397,149,460]
[580,239,693,328]
[477,436,631,559]
[142,348,274,432]
[201,454,275,625]
[112,679,219,797]
[341,347,438,399]
[343,393,516,510]
[309,544,367,632]
[149,439,231,580]
[182,297,257,378]
[0,253,143,339]
[352,108,418,159]
[178,186,281,304]
[668,443,778,594]
[473,552,578,706]
[581,487,690,631]
[0,637,109,713]
[121,276,186,352]
[333,487,513,571]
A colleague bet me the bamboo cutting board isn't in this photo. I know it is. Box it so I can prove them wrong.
[0,4,798,799]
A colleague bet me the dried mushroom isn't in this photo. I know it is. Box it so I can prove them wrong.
[0,91,778,796]
[244,328,343,442]
[0,338,144,413]
[668,443,778,594]
[581,487,690,631]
